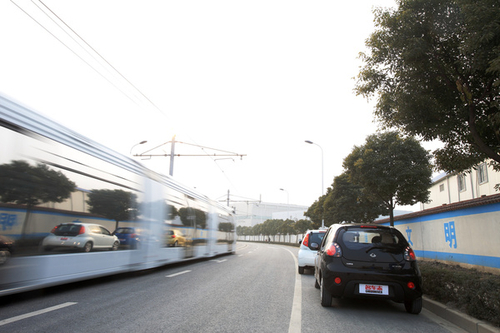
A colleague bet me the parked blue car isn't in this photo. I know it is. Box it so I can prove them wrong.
[113,227,140,249]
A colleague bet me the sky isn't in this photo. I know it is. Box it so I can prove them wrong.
[0,0,422,209]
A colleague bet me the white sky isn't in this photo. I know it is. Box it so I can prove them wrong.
[1,0,415,208]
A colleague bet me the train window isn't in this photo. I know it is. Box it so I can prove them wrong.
[217,210,235,244]
[0,118,142,255]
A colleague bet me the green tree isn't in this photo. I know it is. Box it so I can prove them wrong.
[343,132,433,226]
[87,189,139,230]
[178,207,207,229]
[323,172,387,224]
[355,0,500,174]
[294,219,313,234]
[278,219,295,236]
[0,160,76,237]
[236,225,252,236]
[304,196,326,229]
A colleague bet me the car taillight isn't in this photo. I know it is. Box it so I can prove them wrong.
[50,226,59,233]
[326,242,342,257]
[404,247,416,261]
[79,226,85,235]
[302,234,310,247]
[407,281,416,290]
[171,235,176,238]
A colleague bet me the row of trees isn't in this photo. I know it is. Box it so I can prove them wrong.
[238,130,434,234]
[236,219,313,238]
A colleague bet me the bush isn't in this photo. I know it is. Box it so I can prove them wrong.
[419,260,500,327]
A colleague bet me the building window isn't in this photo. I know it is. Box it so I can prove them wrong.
[477,163,488,184]
[457,174,467,192]
[439,184,445,192]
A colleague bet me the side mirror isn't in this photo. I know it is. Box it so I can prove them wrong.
[310,242,319,250]
[298,239,302,245]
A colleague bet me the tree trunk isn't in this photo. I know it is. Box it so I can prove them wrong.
[389,197,394,227]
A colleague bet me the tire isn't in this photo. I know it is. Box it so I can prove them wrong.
[83,242,93,253]
[39,245,50,252]
[298,266,305,274]
[404,297,422,314]
[111,241,119,251]
[173,241,178,247]
[320,275,332,307]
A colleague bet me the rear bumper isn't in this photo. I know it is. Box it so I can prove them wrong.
[323,265,422,302]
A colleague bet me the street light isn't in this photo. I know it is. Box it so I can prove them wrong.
[305,140,324,228]
[280,188,289,220]
[130,140,147,155]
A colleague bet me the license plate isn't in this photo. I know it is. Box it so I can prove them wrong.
[359,284,389,295]
[60,237,68,240]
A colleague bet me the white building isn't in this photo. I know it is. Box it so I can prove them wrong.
[232,201,309,227]
[420,160,500,210]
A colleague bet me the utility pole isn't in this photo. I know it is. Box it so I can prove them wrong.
[133,138,246,177]
[169,135,176,176]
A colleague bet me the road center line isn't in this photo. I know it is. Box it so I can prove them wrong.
[282,247,301,333]
[166,270,191,278]
[0,302,77,327]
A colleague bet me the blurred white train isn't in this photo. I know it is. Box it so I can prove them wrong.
[0,93,236,296]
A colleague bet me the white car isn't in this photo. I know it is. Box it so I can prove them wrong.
[297,229,326,274]
[41,222,120,252]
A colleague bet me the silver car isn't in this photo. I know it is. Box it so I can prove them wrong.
[41,223,120,252]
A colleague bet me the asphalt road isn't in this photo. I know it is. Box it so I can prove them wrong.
[0,242,467,333]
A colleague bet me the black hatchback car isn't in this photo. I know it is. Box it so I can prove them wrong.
[314,224,422,314]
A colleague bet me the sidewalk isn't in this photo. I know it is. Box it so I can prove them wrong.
[423,297,499,333]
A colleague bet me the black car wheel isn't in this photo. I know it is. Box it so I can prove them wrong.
[83,242,93,252]
[298,266,304,274]
[320,275,332,307]
[111,241,119,251]
[404,297,422,314]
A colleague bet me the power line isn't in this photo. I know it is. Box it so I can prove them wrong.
[11,0,143,107]
[36,0,166,117]
[12,0,245,192]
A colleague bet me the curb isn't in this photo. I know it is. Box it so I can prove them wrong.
[423,297,500,333]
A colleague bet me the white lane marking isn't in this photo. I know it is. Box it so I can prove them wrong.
[282,247,301,333]
[0,302,77,327]
[210,259,227,263]
[166,270,191,278]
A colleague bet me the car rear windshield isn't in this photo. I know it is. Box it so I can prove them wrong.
[53,224,82,236]
[115,228,133,234]
[340,227,406,250]
[309,231,326,247]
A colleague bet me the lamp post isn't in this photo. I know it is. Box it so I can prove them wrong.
[280,188,289,220]
[305,140,324,228]
[130,140,147,155]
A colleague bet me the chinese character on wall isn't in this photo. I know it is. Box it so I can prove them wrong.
[444,221,457,248]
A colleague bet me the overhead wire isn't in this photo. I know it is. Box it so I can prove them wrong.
[10,0,143,107]
[11,0,244,195]
[36,0,165,116]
